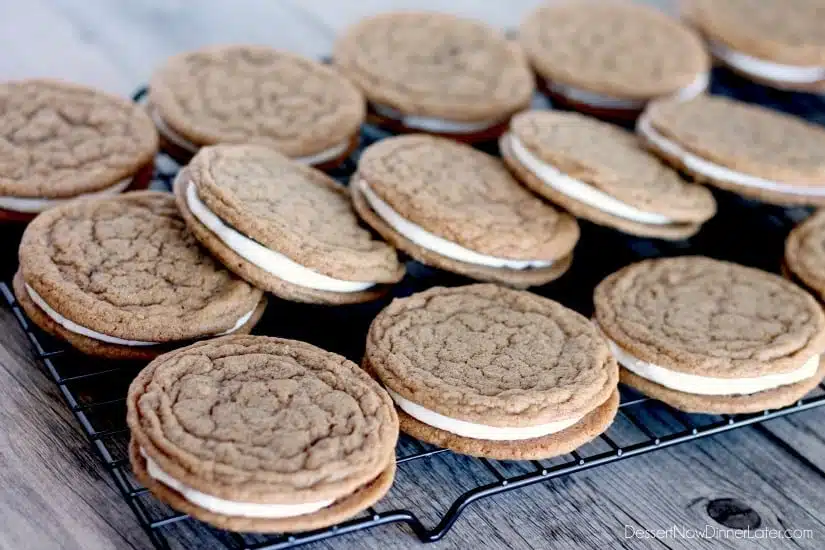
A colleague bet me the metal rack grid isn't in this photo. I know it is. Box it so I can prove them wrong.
[5,70,825,549]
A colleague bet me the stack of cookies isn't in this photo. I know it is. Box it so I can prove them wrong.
[519,1,710,121]
[685,0,825,92]
[149,45,364,169]
[0,79,158,223]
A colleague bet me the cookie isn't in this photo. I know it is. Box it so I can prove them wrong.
[148,46,364,168]
[685,0,825,92]
[0,79,157,222]
[595,257,825,414]
[785,209,825,302]
[127,335,398,533]
[333,12,534,142]
[351,135,578,288]
[639,96,825,206]
[175,145,404,304]
[364,284,618,460]
[15,191,265,360]
[519,1,709,121]
[501,111,716,240]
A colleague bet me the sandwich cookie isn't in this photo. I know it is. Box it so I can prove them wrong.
[364,284,619,460]
[519,1,710,121]
[639,96,825,206]
[351,135,579,288]
[15,192,265,360]
[785,210,825,301]
[685,0,825,92]
[148,46,364,168]
[595,257,825,414]
[175,145,404,304]
[128,335,398,533]
[0,79,157,222]
[333,12,534,143]
[501,111,716,240]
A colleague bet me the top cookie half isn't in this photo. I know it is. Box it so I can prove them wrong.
[149,45,365,158]
[333,11,535,121]
[0,79,157,199]
[520,1,709,99]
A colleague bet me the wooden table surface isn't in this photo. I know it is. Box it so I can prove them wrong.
[2,1,825,549]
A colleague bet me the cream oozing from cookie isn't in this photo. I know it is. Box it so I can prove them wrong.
[386,388,583,440]
[25,283,255,346]
[372,104,505,134]
[609,340,820,396]
[710,41,825,84]
[504,133,674,225]
[638,115,825,197]
[185,180,376,292]
[142,451,334,518]
[356,177,554,269]
[546,72,709,109]
[149,106,350,165]
[0,178,132,214]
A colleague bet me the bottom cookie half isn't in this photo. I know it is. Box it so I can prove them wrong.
[130,439,396,534]
[620,359,825,414]
[397,390,620,461]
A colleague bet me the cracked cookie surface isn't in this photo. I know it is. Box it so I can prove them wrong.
[149,46,364,157]
[686,0,825,66]
[519,1,708,98]
[189,145,403,283]
[595,257,825,377]
[333,11,534,120]
[785,210,825,301]
[356,135,579,261]
[0,79,157,198]
[19,191,263,342]
[366,284,618,425]
[646,96,825,186]
[127,335,398,504]
[508,111,716,222]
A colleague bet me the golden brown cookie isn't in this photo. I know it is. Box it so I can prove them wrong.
[0,79,158,222]
[595,257,825,413]
[520,1,709,119]
[785,210,825,302]
[127,335,398,533]
[16,191,265,359]
[334,12,534,142]
[501,111,716,240]
[149,46,364,167]
[175,145,404,304]
[639,96,825,206]
[364,284,619,460]
[352,135,579,288]
[685,0,825,92]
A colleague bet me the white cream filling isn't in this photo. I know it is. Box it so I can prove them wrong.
[372,104,504,133]
[547,72,709,109]
[26,283,255,346]
[186,181,375,292]
[711,41,825,84]
[387,389,583,440]
[150,107,350,165]
[637,114,825,197]
[0,178,132,214]
[142,450,333,518]
[505,133,674,225]
[609,341,820,396]
[356,177,553,270]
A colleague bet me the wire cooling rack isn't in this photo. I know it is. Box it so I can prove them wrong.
[5,67,825,549]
